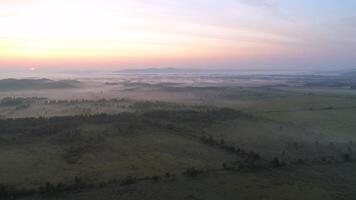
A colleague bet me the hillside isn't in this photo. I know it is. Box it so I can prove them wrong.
[0,79,82,91]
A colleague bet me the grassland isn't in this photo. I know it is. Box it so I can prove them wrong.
[0,74,356,199]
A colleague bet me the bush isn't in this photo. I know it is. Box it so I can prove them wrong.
[222,162,234,170]
[182,167,203,178]
[152,176,161,182]
[343,154,351,162]
[270,157,285,168]
[0,184,9,198]
[248,152,261,161]
[293,159,305,165]
[121,176,137,185]
[39,182,56,194]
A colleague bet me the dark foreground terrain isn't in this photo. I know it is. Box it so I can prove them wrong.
[0,72,356,199]
[0,108,355,200]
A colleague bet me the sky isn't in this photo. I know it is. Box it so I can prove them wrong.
[0,0,355,71]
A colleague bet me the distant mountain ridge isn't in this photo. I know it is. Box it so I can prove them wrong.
[117,68,202,74]
[116,68,316,75]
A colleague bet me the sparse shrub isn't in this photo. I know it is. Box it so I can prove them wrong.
[224,145,236,152]
[207,136,214,144]
[166,124,174,130]
[348,146,352,153]
[222,162,234,170]
[222,163,227,170]
[55,182,66,192]
[245,161,261,170]
[0,184,9,198]
[121,176,136,185]
[182,167,203,178]
[238,163,245,170]
[152,176,161,182]
[294,159,304,165]
[270,157,285,168]
[343,154,351,162]
[74,176,85,188]
[248,152,261,161]
[39,182,56,194]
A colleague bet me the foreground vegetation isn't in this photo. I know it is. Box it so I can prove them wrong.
[0,108,355,199]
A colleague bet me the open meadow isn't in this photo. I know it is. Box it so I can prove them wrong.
[0,71,356,200]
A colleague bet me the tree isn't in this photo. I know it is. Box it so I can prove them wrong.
[271,157,285,168]
[0,184,9,198]
[182,167,202,178]
[343,154,351,162]
[121,176,136,185]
